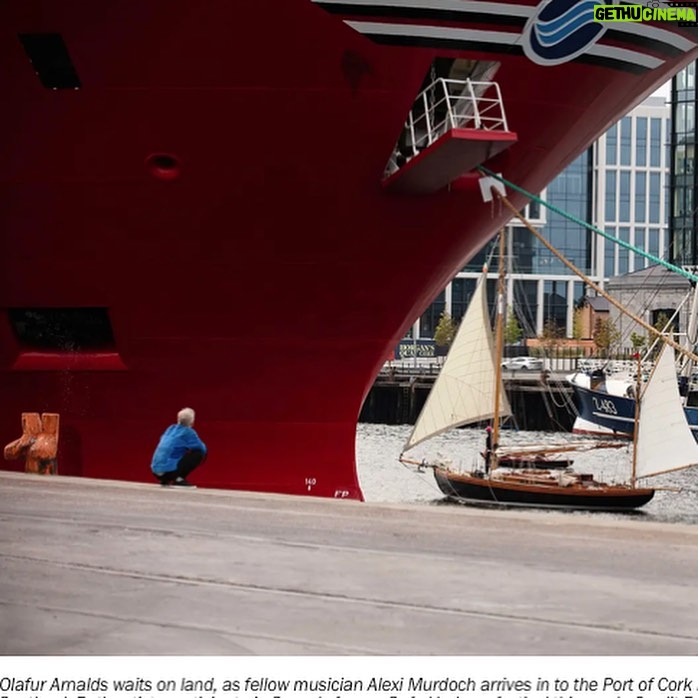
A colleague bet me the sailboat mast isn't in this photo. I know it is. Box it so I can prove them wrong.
[631,351,642,488]
[681,283,698,378]
[491,228,506,470]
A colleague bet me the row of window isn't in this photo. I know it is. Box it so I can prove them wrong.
[604,171,664,223]
[675,62,695,91]
[671,62,698,267]
[603,227,664,276]
[674,183,694,217]
[605,117,666,167]
[674,102,695,136]
[419,278,587,338]
[673,143,694,176]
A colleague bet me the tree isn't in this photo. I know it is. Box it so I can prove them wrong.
[540,319,564,349]
[593,317,621,355]
[572,307,585,340]
[653,311,674,336]
[434,311,456,348]
[630,331,646,352]
[504,307,523,345]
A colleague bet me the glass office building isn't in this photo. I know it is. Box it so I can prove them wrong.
[595,97,670,278]
[415,95,671,340]
[671,62,696,268]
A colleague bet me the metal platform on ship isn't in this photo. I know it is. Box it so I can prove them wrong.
[2,471,698,654]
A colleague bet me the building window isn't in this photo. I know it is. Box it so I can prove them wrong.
[544,280,567,331]
[605,171,616,221]
[513,280,538,337]
[677,67,687,90]
[604,227,616,277]
[650,118,662,166]
[618,227,630,274]
[636,117,647,166]
[652,308,679,333]
[686,104,694,132]
[450,278,476,322]
[620,117,632,166]
[665,116,672,168]
[606,124,617,165]
[677,103,687,135]
[675,186,686,217]
[527,199,541,221]
[675,144,687,175]
[619,171,631,221]
[419,290,446,338]
[686,187,693,217]
[463,238,497,272]
[649,172,661,223]
[636,227,647,265]
[635,172,646,222]
[511,226,535,274]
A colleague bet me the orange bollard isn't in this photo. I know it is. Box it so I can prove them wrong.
[3,412,59,474]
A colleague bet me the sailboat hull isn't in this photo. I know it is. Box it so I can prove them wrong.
[433,467,655,511]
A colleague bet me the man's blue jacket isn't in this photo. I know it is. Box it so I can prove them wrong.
[151,424,207,474]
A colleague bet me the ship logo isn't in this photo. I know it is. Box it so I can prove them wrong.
[523,0,613,65]
[311,0,695,73]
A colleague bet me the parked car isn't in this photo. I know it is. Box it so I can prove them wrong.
[501,356,544,371]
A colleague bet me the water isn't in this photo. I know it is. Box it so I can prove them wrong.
[355,423,698,525]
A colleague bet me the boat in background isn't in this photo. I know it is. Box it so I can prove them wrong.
[2,1,698,498]
[569,368,698,440]
[569,283,698,440]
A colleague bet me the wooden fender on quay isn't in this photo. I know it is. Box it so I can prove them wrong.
[4,413,59,474]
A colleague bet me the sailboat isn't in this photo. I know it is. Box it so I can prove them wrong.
[399,231,666,511]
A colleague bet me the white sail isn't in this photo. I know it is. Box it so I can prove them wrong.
[634,343,698,480]
[403,270,512,452]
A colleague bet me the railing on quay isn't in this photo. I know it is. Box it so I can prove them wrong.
[377,347,675,384]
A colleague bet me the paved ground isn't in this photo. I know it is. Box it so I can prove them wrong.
[2,470,698,655]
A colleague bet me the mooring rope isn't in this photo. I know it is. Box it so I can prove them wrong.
[477,166,698,285]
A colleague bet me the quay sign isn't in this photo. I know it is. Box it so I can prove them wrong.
[394,339,436,360]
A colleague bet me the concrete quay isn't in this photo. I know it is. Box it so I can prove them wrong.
[2,470,698,655]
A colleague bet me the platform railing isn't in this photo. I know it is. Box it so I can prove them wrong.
[384,78,509,177]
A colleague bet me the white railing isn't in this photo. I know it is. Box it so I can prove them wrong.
[384,78,510,177]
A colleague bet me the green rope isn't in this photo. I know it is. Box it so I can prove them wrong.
[476,165,698,285]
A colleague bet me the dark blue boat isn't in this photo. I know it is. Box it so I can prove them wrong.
[570,376,698,441]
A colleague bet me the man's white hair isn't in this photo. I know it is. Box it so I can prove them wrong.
[177,407,195,427]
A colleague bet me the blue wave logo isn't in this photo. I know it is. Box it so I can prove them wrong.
[523,0,612,65]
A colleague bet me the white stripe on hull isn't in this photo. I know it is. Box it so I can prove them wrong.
[314,0,697,52]
[345,20,665,68]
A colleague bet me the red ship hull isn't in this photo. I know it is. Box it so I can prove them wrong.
[1,1,696,498]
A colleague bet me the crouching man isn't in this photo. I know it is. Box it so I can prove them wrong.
[151,407,207,487]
